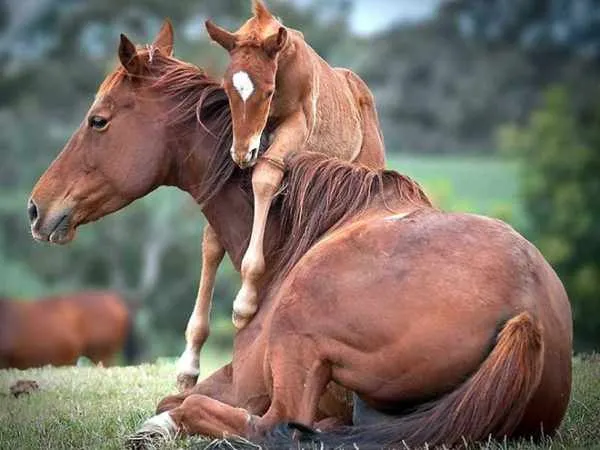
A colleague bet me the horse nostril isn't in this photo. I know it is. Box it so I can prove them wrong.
[249,148,258,161]
[27,198,39,224]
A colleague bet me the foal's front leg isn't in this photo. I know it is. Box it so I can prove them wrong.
[232,159,284,329]
[232,113,308,329]
[176,224,225,391]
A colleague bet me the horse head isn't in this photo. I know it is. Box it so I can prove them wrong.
[205,0,288,168]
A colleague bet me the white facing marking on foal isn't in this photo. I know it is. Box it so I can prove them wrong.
[232,71,254,102]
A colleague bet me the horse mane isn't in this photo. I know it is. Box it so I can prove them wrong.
[98,47,238,205]
[271,153,433,281]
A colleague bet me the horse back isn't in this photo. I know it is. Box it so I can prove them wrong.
[284,38,384,168]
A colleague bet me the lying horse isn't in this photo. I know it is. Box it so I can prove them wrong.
[28,28,572,447]
[0,291,135,369]
[205,0,386,331]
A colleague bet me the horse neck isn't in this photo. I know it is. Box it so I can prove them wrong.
[165,125,264,269]
[271,32,312,106]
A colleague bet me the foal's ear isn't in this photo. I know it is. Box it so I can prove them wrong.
[263,26,287,58]
[205,20,237,52]
[153,19,174,56]
[118,34,143,74]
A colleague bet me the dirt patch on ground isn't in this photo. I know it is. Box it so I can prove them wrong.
[9,380,40,397]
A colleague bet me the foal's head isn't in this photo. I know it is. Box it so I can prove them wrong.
[28,22,229,244]
[206,0,288,168]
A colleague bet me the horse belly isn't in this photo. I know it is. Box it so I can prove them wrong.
[12,319,81,368]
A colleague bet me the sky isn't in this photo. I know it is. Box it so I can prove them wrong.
[294,0,442,35]
[349,0,442,34]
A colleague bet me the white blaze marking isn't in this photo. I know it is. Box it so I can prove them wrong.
[232,71,254,102]
[249,134,262,153]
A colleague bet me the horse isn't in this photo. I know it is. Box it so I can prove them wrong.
[0,291,136,369]
[27,27,572,448]
[205,0,386,331]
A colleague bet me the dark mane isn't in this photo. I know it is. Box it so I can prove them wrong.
[271,153,433,282]
[98,47,238,205]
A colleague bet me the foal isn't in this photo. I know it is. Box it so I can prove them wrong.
[205,0,385,329]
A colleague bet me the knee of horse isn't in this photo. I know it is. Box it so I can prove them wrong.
[251,161,284,198]
[156,393,187,414]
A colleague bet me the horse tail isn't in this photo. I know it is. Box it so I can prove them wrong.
[268,312,545,448]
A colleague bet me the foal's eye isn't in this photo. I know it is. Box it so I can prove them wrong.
[264,89,274,99]
[89,116,109,131]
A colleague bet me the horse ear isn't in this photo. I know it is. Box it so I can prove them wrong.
[118,34,142,74]
[153,19,174,56]
[263,26,287,58]
[205,20,237,52]
[253,0,274,23]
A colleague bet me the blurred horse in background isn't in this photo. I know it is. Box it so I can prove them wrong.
[0,291,136,369]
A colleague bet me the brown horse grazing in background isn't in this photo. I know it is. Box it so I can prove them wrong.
[28,29,572,448]
[0,291,135,369]
[205,0,386,330]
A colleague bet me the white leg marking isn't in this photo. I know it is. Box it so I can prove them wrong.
[139,412,178,438]
[232,71,254,102]
[176,345,200,378]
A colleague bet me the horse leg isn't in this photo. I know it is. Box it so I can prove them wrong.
[176,224,225,391]
[232,159,284,329]
[253,341,332,433]
[158,363,235,413]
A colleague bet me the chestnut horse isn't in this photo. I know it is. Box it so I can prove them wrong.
[205,0,386,331]
[0,291,135,369]
[27,28,572,448]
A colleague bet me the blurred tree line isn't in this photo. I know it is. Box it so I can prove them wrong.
[0,0,598,355]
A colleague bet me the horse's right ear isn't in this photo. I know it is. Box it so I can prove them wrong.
[205,20,237,52]
[119,34,142,74]
[152,19,174,56]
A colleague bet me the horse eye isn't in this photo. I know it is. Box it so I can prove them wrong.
[89,116,109,131]
[263,89,274,100]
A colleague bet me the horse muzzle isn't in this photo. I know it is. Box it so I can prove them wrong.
[28,198,74,244]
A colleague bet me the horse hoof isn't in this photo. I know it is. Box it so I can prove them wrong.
[232,311,252,330]
[176,373,198,392]
[126,412,177,450]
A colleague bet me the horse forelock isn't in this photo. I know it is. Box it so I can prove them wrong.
[268,153,433,284]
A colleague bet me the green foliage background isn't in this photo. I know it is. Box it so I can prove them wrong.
[500,87,600,351]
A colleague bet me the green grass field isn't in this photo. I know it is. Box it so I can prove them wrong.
[1,355,598,450]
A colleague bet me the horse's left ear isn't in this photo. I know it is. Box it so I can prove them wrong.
[263,27,287,58]
[119,34,143,74]
[153,19,174,56]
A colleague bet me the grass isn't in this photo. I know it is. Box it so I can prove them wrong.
[0,355,598,449]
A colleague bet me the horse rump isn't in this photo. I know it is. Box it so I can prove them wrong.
[263,312,545,449]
